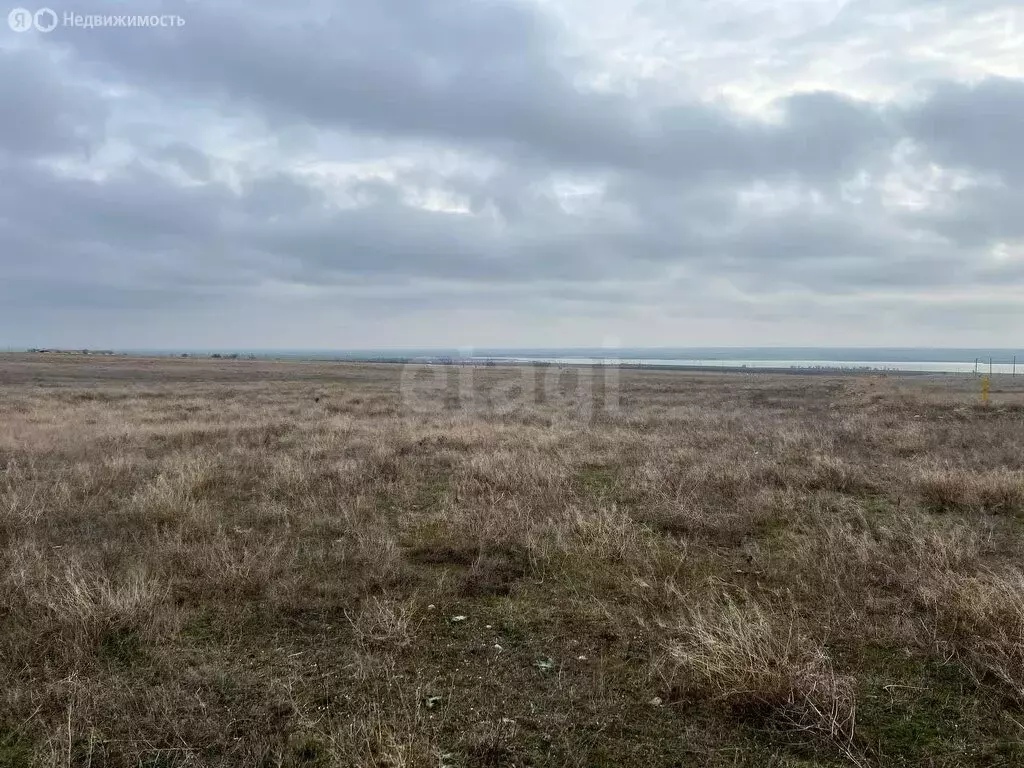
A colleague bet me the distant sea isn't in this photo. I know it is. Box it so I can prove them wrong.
[119,347,1024,375]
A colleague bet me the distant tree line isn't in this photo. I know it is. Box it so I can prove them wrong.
[28,348,115,355]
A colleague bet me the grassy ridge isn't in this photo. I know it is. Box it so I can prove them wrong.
[2,355,1023,766]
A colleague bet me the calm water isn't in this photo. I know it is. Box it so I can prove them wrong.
[473,357,1019,375]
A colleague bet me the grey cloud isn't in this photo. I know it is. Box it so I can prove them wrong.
[3,140,1009,317]
[1,0,1022,347]
[154,142,212,181]
[904,78,1024,183]
[901,182,1024,250]
[0,157,226,252]
[0,47,106,157]
[51,0,897,186]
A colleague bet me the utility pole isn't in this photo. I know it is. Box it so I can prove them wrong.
[974,358,979,376]
[990,357,993,377]
[1014,356,1017,377]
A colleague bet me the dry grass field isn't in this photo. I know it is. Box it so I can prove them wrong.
[2,354,1024,767]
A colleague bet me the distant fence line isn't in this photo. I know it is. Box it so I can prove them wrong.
[971,358,1019,376]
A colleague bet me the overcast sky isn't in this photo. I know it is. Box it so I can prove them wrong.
[1,0,1022,349]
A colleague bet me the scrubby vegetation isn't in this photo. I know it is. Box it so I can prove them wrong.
[1,354,1023,766]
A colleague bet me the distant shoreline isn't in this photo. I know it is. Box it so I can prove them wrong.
[4,349,1006,376]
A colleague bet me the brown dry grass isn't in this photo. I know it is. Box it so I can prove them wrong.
[1,354,1024,766]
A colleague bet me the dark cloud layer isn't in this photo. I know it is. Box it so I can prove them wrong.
[905,77,1024,182]
[0,0,1022,347]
